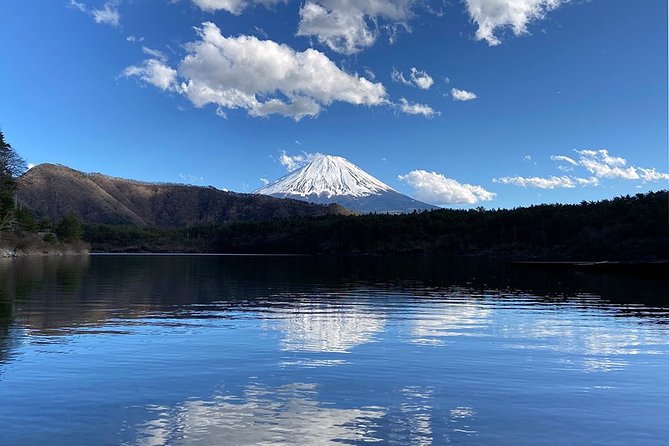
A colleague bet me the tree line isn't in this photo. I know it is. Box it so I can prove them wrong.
[85,190,668,260]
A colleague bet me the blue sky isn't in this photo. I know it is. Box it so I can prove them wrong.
[0,0,667,208]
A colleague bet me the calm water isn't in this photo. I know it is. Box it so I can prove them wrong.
[1,255,668,446]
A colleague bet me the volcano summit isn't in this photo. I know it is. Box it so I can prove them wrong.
[256,155,438,213]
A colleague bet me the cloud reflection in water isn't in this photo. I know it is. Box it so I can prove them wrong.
[130,383,385,446]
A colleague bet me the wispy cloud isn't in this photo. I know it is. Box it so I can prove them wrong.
[179,173,205,184]
[399,170,495,205]
[451,88,477,101]
[397,98,439,118]
[279,150,324,171]
[142,46,167,61]
[495,149,669,189]
[574,149,639,180]
[69,0,120,27]
[493,175,598,189]
[391,67,434,90]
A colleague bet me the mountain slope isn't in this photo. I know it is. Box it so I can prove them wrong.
[17,164,352,227]
[256,155,438,213]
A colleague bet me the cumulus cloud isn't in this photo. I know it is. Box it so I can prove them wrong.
[465,0,567,46]
[451,88,477,101]
[297,0,415,54]
[123,59,178,91]
[191,0,285,14]
[493,175,598,189]
[399,170,495,205]
[69,0,120,26]
[397,98,439,118]
[124,22,388,120]
[279,150,324,171]
[391,67,434,89]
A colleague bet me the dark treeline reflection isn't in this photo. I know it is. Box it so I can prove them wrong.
[1,255,667,343]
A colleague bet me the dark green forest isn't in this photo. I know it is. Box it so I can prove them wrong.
[85,190,668,260]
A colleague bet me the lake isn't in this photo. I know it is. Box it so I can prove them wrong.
[1,255,668,445]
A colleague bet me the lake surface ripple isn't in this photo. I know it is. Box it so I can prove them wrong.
[1,255,668,445]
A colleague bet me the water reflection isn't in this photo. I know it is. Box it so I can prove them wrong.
[1,255,669,445]
[499,309,669,372]
[130,383,384,446]
[411,297,492,346]
[274,299,385,353]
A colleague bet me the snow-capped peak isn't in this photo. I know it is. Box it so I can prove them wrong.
[256,155,395,198]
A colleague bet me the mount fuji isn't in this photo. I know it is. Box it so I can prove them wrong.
[255,155,438,213]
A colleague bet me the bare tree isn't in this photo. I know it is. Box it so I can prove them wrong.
[0,130,27,191]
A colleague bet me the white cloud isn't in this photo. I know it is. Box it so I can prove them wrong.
[69,0,120,26]
[179,173,205,183]
[638,168,669,182]
[123,59,178,91]
[126,35,144,43]
[297,0,415,54]
[493,175,595,189]
[391,69,411,86]
[92,1,120,26]
[191,0,285,14]
[550,154,577,165]
[279,150,324,171]
[498,148,668,189]
[142,46,167,61]
[574,177,600,187]
[68,0,87,12]
[124,22,388,120]
[398,98,439,118]
[399,170,496,205]
[392,67,433,89]
[27,163,35,170]
[451,88,477,101]
[551,154,578,171]
[259,177,270,185]
[464,0,567,46]
[575,149,639,180]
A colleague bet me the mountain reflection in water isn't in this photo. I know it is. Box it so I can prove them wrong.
[1,255,668,446]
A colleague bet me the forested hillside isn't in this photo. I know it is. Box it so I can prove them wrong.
[85,191,669,260]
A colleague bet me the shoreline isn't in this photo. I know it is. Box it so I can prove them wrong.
[0,247,90,258]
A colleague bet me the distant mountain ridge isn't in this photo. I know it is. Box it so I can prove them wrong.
[17,164,351,227]
[256,155,438,213]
